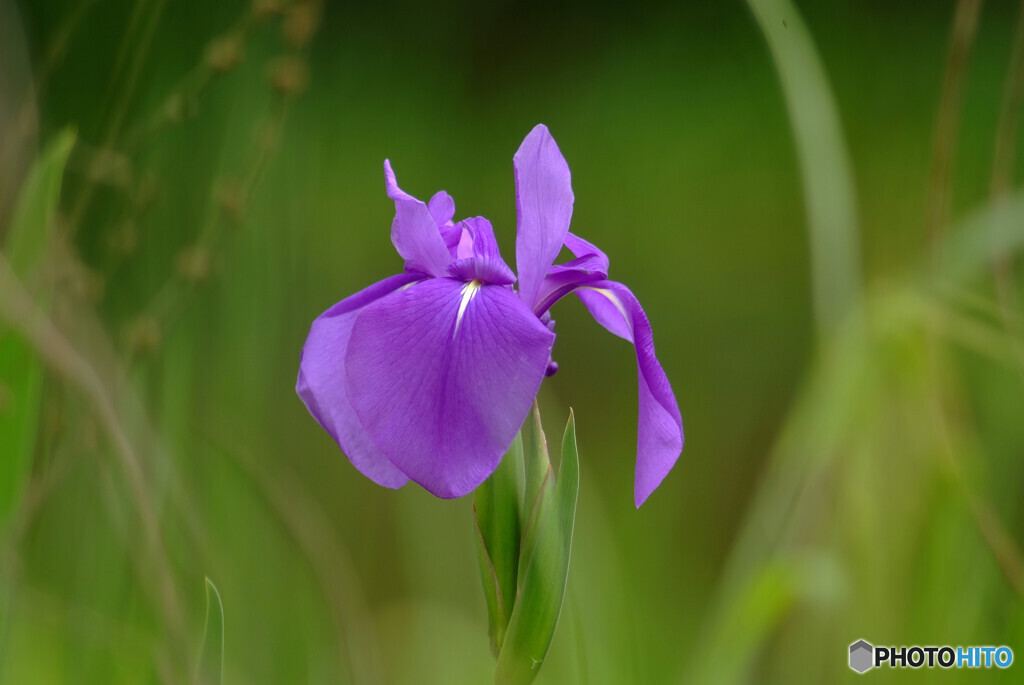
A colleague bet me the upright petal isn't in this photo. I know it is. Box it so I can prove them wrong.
[460,216,504,264]
[428,190,456,227]
[296,272,421,488]
[574,281,683,506]
[429,191,465,255]
[564,232,609,273]
[385,160,453,277]
[346,278,555,498]
[446,216,516,285]
[514,124,574,308]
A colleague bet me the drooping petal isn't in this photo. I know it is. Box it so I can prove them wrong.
[532,267,606,317]
[514,124,574,309]
[296,272,421,488]
[346,277,555,498]
[574,281,683,506]
[533,232,609,316]
[384,160,453,277]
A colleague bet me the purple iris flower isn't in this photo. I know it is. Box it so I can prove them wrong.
[297,125,682,506]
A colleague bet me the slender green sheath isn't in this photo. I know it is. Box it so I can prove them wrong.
[520,402,550,523]
[494,412,580,685]
[474,433,525,655]
[475,407,581,683]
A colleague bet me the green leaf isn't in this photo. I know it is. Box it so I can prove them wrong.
[517,404,554,591]
[494,411,579,685]
[747,0,861,339]
[196,577,225,685]
[520,401,549,524]
[474,433,524,656]
[0,129,75,532]
[4,128,76,275]
[933,191,1024,285]
[685,553,843,684]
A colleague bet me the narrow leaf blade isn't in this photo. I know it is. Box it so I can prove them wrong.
[520,402,549,523]
[196,577,225,685]
[4,128,76,274]
[747,0,861,338]
[473,433,524,655]
[0,129,75,531]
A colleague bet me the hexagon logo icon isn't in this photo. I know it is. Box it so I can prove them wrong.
[849,640,874,673]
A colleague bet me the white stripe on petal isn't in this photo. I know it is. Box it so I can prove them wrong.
[579,286,633,336]
[454,279,482,336]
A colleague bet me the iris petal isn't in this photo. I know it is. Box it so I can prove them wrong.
[445,217,516,284]
[428,190,456,227]
[296,272,420,488]
[564,232,609,273]
[514,124,575,309]
[346,278,555,498]
[574,281,683,507]
[384,160,453,277]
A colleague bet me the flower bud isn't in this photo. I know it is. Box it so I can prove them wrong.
[107,220,138,257]
[216,178,244,226]
[268,56,308,96]
[283,2,319,49]
[251,0,283,19]
[176,245,211,282]
[87,148,132,188]
[124,316,162,355]
[205,35,244,73]
[163,94,184,124]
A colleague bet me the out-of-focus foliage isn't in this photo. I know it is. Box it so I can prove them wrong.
[1,0,1024,683]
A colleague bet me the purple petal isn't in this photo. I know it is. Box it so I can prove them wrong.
[564,232,609,272]
[296,272,421,488]
[533,232,610,315]
[346,277,555,498]
[460,216,505,264]
[575,281,683,506]
[385,160,453,277]
[428,191,456,227]
[445,217,516,284]
[532,267,606,317]
[447,257,516,285]
[440,222,464,256]
[514,124,574,309]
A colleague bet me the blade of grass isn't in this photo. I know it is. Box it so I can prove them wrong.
[195,577,224,685]
[0,129,75,531]
[747,0,861,340]
[926,0,984,247]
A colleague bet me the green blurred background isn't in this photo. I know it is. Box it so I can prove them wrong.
[2,0,1024,682]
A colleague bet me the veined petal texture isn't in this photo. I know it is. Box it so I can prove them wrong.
[514,124,574,309]
[346,278,555,498]
[296,272,421,488]
[575,280,683,506]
